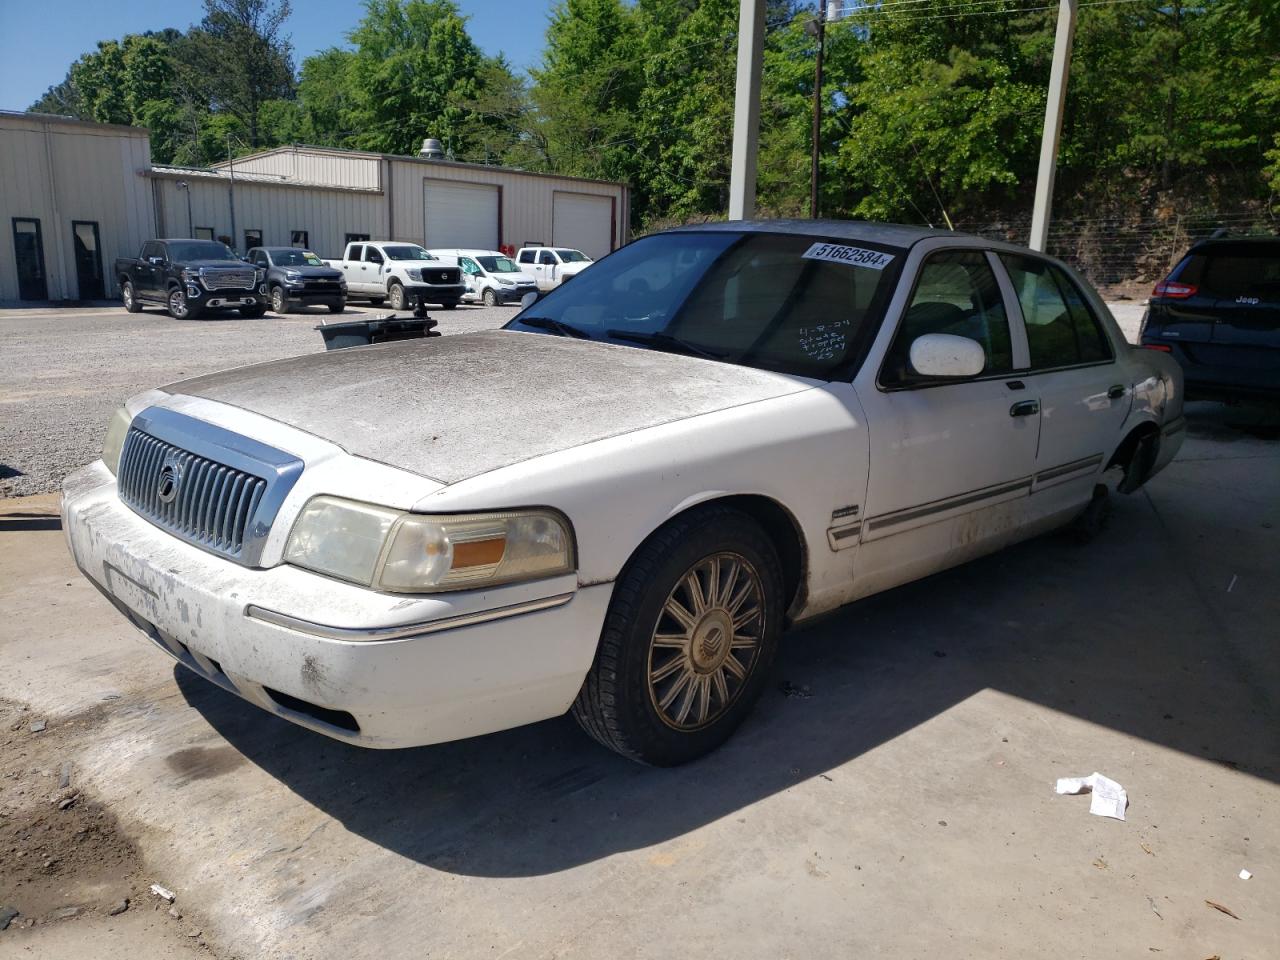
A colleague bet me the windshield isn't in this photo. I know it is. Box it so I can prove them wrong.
[506,231,903,379]
[556,249,591,263]
[477,255,519,273]
[385,245,435,261]
[271,249,325,267]
[168,240,238,262]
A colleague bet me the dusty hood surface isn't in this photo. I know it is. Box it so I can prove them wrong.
[165,330,812,484]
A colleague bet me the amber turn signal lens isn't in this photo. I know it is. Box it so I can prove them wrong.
[452,536,507,569]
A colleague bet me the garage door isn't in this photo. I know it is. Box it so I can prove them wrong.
[553,193,614,260]
[424,180,499,250]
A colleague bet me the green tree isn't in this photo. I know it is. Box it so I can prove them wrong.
[343,0,498,157]
[296,48,358,146]
[181,0,296,148]
[529,0,644,184]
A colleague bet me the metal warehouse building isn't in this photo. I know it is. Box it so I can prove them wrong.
[0,111,629,302]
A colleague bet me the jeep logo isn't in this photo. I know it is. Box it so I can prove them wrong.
[156,457,183,504]
[1236,296,1260,305]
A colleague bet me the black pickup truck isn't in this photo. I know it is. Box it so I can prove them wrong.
[115,239,268,319]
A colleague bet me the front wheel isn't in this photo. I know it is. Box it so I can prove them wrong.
[573,506,783,766]
[389,283,408,311]
[167,287,200,320]
[327,299,346,314]
[270,286,290,314]
[482,287,498,307]
[441,301,458,310]
[121,281,142,313]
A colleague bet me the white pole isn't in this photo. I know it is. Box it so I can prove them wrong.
[728,0,765,220]
[1029,0,1077,252]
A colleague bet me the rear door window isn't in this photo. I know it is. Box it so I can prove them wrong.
[1000,255,1112,368]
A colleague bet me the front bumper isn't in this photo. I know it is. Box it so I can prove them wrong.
[61,461,610,748]
[191,289,266,309]
[402,281,465,303]
[492,284,537,303]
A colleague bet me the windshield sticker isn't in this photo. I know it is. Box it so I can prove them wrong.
[796,318,852,361]
[802,242,895,270]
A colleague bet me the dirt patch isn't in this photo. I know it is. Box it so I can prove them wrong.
[0,699,223,955]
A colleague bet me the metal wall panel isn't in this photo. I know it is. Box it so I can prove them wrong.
[152,176,387,260]
[0,115,153,300]
[218,147,381,190]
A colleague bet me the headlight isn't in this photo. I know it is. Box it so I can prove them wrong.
[181,268,201,282]
[285,270,301,281]
[102,406,133,475]
[256,267,266,282]
[496,277,514,286]
[406,268,422,281]
[284,497,574,593]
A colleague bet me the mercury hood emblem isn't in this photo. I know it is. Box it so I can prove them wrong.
[156,456,183,504]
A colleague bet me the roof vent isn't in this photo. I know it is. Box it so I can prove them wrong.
[419,138,445,160]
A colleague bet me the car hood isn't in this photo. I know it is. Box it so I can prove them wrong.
[165,330,813,484]
[278,265,343,280]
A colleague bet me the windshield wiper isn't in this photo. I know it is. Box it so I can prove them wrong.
[516,317,592,339]
[605,329,727,360]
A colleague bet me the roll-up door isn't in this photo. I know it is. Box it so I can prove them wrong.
[553,192,614,260]
[424,180,499,250]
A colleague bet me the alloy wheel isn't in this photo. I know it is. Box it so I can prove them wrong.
[646,552,765,731]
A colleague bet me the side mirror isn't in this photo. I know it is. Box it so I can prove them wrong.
[148,256,164,266]
[908,333,986,379]
[519,291,540,310]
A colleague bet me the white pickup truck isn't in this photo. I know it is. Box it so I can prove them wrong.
[324,241,465,310]
[515,246,595,290]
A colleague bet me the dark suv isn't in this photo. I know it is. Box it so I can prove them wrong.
[248,247,347,314]
[1140,237,1280,399]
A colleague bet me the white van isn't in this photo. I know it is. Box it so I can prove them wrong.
[427,249,538,306]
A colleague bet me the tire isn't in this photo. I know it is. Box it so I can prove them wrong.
[572,506,784,766]
[482,287,498,307]
[270,286,290,314]
[327,299,346,314]
[1068,484,1112,544]
[121,281,142,313]
[239,303,267,318]
[167,286,200,320]
[441,301,458,310]
[389,282,408,311]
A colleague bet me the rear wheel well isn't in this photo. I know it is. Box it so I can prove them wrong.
[1108,422,1161,493]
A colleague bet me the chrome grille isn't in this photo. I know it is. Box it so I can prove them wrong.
[119,430,266,560]
[115,408,303,567]
[201,268,256,291]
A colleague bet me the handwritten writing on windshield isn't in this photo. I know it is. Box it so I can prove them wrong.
[797,317,852,361]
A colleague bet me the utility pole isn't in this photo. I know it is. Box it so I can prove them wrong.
[728,0,765,220]
[807,3,828,219]
[1029,0,1077,253]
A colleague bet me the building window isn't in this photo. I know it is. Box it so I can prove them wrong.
[344,232,370,245]
[291,230,309,248]
[244,229,263,251]
[194,226,215,240]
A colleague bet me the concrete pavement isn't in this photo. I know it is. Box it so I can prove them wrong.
[0,400,1276,959]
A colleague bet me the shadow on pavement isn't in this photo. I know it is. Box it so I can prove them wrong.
[179,426,1279,877]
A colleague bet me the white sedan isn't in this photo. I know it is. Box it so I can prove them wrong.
[62,221,1185,765]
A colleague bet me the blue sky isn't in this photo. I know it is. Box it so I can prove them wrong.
[0,0,557,112]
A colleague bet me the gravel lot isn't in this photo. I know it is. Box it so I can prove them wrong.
[0,302,512,498]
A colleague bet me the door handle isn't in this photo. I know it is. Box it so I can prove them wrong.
[1006,380,1026,391]
[1010,399,1040,418]
[1107,384,1126,400]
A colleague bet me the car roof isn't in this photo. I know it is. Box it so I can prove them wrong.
[664,219,957,248]
[258,246,312,254]
[428,249,505,257]
[157,237,226,243]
